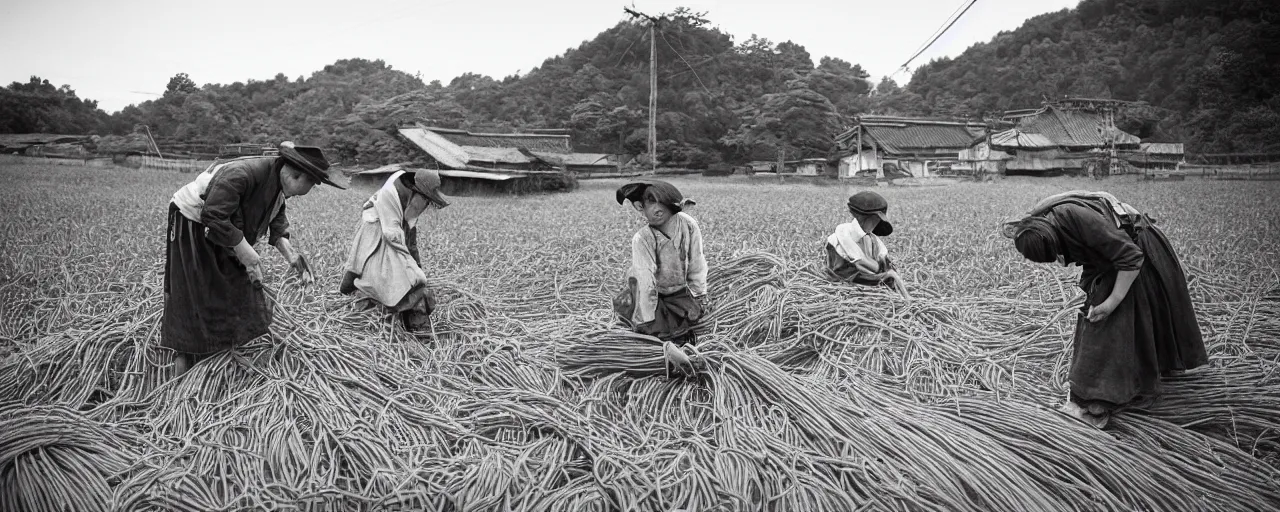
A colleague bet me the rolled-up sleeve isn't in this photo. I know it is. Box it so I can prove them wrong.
[268,201,290,246]
[1058,203,1144,270]
[685,217,708,297]
[200,167,248,247]
[630,232,659,326]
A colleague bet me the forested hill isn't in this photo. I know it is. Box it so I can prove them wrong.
[900,0,1279,153]
[2,1,1276,165]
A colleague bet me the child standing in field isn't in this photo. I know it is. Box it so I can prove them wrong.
[824,191,910,299]
[1004,190,1208,428]
[612,180,709,346]
[163,142,342,377]
[340,169,450,334]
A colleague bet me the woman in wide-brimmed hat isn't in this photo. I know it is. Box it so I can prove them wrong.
[824,191,910,298]
[1004,190,1208,428]
[341,168,450,334]
[611,179,708,347]
[163,141,345,376]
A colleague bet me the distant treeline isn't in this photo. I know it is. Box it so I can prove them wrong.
[2,0,1276,166]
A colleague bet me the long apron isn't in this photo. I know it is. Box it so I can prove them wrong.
[1069,216,1208,409]
[161,204,273,354]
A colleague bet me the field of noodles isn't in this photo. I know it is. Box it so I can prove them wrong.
[1,161,1279,511]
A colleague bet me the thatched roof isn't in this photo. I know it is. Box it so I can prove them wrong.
[398,126,604,174]
[397,127,472,169]
[425,127,571,154]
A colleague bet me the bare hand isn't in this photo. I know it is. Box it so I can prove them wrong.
[1086,299,1117,323]
[887,272,912,300]
[234,241,263,283]
[663,341,696,377]
[290,254,315,286]
[245,262,264,285]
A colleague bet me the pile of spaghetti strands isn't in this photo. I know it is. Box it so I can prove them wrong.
[1,252,1278,510]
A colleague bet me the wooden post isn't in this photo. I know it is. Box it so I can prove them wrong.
[776,148,785,184]
[1108,109,1116,177]
[648,21,657,173]
[855,125,862,180]
[873,139,882,180]
[624,7,659,174]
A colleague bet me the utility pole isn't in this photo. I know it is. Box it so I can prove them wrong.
[1108,108,1117,176]
[625,6,659,173]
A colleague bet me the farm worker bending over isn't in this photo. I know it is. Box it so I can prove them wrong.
[824,191,910,299]
[163,142,343,377]
[1004,190,1208,429]
[340,169,450,333]
[611,180,709,347]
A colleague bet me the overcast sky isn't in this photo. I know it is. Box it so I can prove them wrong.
[1,0,1079,113]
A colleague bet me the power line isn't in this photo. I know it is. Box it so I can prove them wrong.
[902,0,971,69]
[898,0,979,72]
[658,29,712,95]
[615,24,650,67]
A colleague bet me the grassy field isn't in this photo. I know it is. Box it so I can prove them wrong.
[1,161,1278,510]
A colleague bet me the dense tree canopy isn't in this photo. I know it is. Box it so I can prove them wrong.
[0,77,110,134]
[4,0,1276,163]
[899,0,1280,152]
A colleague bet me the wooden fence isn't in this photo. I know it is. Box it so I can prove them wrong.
[0,154,115,167]
[138,155,215,173]
[1178,163,1280,181]
[1185,152,1280,166]
[0,153,215,173]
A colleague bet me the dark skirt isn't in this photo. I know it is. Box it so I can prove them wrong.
[613,280,702,342]
[162,204,272,355]
[1069,221,1208,410]
[824,242,896,287]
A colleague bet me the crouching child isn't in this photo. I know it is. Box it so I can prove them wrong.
[825,191,910,299]
[611,180,709,346]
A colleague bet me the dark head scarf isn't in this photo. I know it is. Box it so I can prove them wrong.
[1009,216,1060,263]
[615,179,696,213]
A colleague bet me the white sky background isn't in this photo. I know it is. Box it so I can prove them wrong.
[0,0,1079,114]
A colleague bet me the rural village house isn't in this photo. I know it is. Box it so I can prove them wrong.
[832,116,989,179]
[746,158,831,176]
[992,102,1141,175]
[391,124,625,177]
[1123,142,1185,171]
[351,124,627,193]
[0,133,93,157]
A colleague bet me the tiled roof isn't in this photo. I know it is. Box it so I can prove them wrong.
[1140,142,1184,155]
[1012,107,1140,147]
[836,116,987,155]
